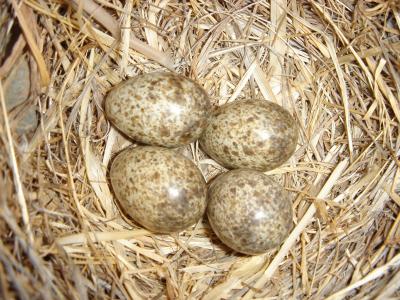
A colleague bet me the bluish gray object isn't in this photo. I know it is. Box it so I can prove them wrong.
[4,57,37,134]
[4,57,30,110]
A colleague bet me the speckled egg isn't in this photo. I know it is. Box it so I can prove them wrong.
[207,169,293,255]
[200,99,298,171]
[105,72,210,147]
[110,146,207,233]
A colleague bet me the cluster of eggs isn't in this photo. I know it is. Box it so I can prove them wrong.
[106,72,298,255]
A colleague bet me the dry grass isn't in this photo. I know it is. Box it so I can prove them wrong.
[0,0,400,299]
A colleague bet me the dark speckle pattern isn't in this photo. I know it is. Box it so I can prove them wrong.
[105,72,210,148]
[207,169,293,255]
[200,99,299,171]
[110,146,207,233]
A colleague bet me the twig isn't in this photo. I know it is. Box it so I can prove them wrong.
[0,80,33,243]
[68,0,174,70]
[10,0,50,86]
[243,157,349,299]
[326,252,400,300]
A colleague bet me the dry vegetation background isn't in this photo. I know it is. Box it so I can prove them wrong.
[0,0,400,299]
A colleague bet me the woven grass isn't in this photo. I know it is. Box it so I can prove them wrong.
[1,0,400,299]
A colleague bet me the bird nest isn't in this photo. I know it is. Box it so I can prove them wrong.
[0,0,399,299]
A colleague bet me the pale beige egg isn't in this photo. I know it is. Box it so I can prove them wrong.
[200,99,298,171]
[110,146,207,233]
[105,72,210,147]
[207,169,293,255]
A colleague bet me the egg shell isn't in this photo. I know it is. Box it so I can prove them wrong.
[105,72,210,148]
[207,169,293,255]
[110,146,207,233]
[200,99,298,171]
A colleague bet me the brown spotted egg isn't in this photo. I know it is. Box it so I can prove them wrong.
[105,72,210,147]
[207,169,293,255]
[200,99,298,171]
[110,146,207,233]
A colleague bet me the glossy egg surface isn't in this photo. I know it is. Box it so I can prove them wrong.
[110,146,207,233]
[200,99,298,171]
[207,169,293,255]
[106,72,210,147]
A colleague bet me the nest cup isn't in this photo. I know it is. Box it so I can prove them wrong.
[1,1,399,299]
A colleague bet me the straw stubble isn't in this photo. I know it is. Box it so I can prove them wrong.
[0,0,399,299]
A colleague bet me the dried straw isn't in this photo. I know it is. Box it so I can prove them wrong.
[0,0,399,299]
